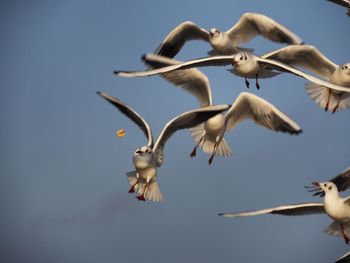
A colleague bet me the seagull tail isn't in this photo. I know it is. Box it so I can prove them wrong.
[190,124,232,157]
[126,171,163,202]
[305,83,350,112]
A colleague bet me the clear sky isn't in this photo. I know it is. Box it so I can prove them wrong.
[1,0,349,262]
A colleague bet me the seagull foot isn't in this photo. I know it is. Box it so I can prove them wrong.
[136,194,146,201]
[245,78,250,89]
[190,148,197,158]
[128,187,135,193]
[208,155,214,165]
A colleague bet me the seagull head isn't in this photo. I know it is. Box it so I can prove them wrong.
[133,145,154,169]
[232,52,251,67]
[312,181,339,196]
[341,63,350,75]
[209,28,220,38]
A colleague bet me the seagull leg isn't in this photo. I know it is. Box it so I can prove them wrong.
[341,223,350,245]
[324,89,332,112]
[190,136,204,158]
[136,177,150,201]
[255,74,260,90]
[244,77,250,89]
[208,142,218,165]
[128,172,139,193]
[332,93,342,114]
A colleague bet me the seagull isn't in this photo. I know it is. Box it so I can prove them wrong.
[219,182,350,245]
[115,52,350,97]
[306,166,350,197]
[154,12,303,58]
[327,0,350,17]
[97,91,228,201]
[335,251,350,263]
[143,54,302,165]
[262,45,350,113]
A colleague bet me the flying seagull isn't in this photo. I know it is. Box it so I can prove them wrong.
[262,45,350,112]
[115,52,350,105]
[144,54,302,165]
[97,91,228,201]
[219,182,350,245]
[306,166,350,197]
[154,12,303,58]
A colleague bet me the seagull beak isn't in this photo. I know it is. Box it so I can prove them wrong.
[136,150,142,155]
[312,182,320,187]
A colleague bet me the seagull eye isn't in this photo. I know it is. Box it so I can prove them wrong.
[328,186,332,190]
[240,56,243,60]
[324,184,327,187]
[345,65,348,69]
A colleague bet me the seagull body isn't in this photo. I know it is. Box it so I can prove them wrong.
[263,45,350,112]
[154,12,303,58]
[219,182,350,244]
[97,91,228,201]
[143,54,302,164]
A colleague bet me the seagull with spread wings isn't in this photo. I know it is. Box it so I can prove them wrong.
[154,12,303,58]
[143,54,302,165]
[219,182,350,245]
[97,92,228,201]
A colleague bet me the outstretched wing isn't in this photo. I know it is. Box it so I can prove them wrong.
[262,45,338,78]
[154,21,209,58]
[219,202,325,218]
[144,53,212,107]
[226,12,303,46]
[153,105,229,166]
[225,92,302,135]
[256,56,350,93]
[115,54,235,78]
[97,92,153,147]
[335,250,350,263]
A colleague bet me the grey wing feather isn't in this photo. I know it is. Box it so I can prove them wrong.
[226,12,303,46]
[153,105,229,165]
[219,202,325,218]
[116,54,235,78]
[225,92,302,134]
[262,45,338,78]
[97,92,154,147]
[144,53,212,107]
[154,21,209,58]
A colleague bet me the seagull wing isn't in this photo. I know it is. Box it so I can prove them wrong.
[327,0,350,8]
[219,202,325,218]
[97,92,154,147]
[335,251,350,263]
[144,53,212,107]
[153,105,229,166]
[116,54,235,78]
[225,92,302,134]
[256,56,350,93]
[226,12,303,46]
[262,45,338,78]
[154,21,209,58]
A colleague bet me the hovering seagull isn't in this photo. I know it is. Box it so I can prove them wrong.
[262,45,350,113]
[219,182,350,245]
[143,54,302,165]
[154,12,303,58]
[335,251,350,263]
[97,91,228,201]
[115,52,350,96]
[327,0,350,17]
[306,166,350,197]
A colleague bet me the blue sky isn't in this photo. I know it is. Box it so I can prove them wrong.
[1,0,349,262]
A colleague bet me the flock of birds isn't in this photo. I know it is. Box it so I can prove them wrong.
[97,8,350,263]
